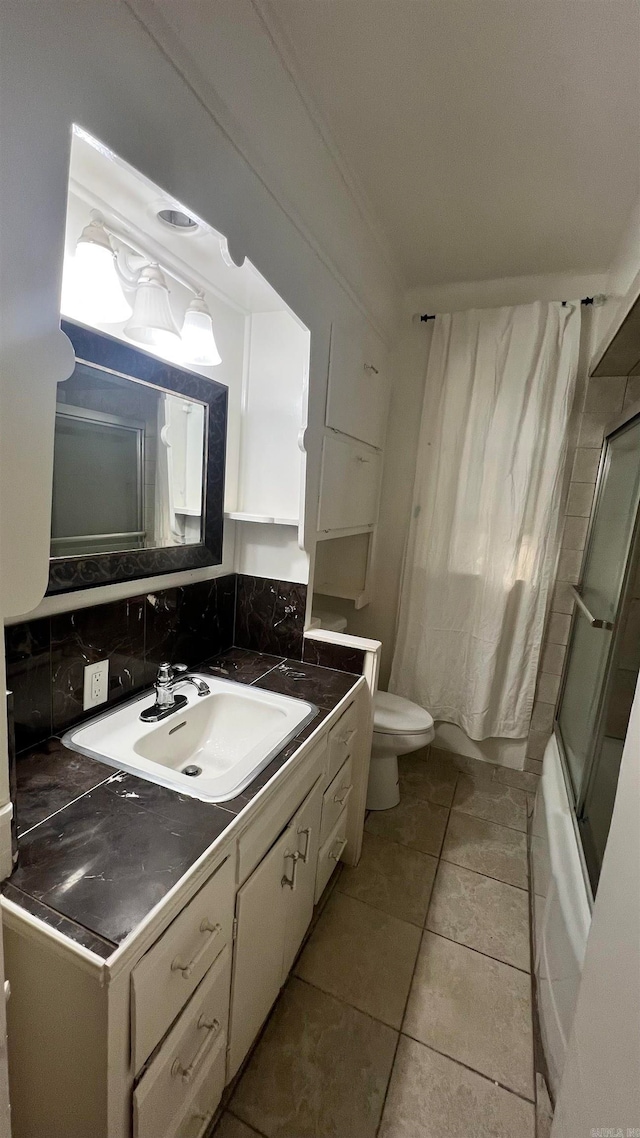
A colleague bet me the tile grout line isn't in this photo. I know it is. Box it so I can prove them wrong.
[439,849,528,892]
[373,752,535,1128]
[373,759,459,1136]
[422,922,531,976]
[398,793,535,1103]
[17,771,118,839]
[399,1030,537,1106]
[400,765,535,1109]
[450,802,529,836]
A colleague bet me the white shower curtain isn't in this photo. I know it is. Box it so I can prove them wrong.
[390,301,580,740]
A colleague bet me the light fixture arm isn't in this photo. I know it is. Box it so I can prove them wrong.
[96,212,200,300]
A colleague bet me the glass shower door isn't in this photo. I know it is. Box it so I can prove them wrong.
[556,411,640,890]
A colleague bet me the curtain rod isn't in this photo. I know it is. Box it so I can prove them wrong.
[420,297,596,321]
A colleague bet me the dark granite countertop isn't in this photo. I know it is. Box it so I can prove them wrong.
[3,648,361,961]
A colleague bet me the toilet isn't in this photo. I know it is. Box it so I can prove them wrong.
[368,690,435,810]
[310,609,435,811]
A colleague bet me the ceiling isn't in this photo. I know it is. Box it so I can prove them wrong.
[258,0,640,289]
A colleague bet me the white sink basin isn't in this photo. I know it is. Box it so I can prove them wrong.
[62,673,317,803]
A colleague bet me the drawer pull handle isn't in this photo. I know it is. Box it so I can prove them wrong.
[282,849,301,889]
[171,1015,220,1084]
[297,826,311,862]
[334,727,356,748]
[329,837,348,863]
[364,363,379,375]
[171,920,222,979]
[333,783,353,806]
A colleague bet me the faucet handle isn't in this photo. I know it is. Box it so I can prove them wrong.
[157,662,187,684]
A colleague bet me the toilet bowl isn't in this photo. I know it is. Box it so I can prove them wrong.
[368,691,435,810]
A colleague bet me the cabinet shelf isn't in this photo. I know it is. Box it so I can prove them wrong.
[225,512,299,526]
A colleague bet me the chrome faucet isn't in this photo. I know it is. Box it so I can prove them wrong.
[140,662,210,722]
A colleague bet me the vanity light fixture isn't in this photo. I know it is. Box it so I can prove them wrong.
[124,263,181,353]
[181,292,222,366]
[62,212,223,366]
[64,214,133,324]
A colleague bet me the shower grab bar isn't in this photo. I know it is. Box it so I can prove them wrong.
[570,586,614,631]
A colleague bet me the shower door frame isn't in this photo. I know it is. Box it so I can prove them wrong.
[554,395,640,894]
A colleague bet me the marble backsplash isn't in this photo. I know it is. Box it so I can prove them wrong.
[5,574,308,755]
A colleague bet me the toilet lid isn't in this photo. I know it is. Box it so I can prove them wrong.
[374,691,434,735]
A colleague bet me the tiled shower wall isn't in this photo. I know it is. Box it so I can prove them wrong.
[525,371,640,773]
[5,574,307,755]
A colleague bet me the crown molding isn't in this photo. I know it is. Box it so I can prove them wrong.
[124,0,399,343]
[251,0,406,294]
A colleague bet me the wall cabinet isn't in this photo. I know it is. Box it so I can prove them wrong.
[228,776,323,1078]
[325,324,388,450]
[317,433,382,533]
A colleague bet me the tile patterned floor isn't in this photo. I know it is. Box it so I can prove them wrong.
[215,747,541,1138]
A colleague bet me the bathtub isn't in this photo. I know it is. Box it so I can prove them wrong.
[531,732,592,1099]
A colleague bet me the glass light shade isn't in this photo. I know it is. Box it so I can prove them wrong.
[62,220,132,324]
[124,264,181,352]
[181,294,222,366]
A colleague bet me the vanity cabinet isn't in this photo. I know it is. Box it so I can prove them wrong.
[228,775,323,1078]
[1,682,371,1138]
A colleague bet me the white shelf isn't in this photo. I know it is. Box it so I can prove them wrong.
[314,582,368,608]
[225,511,299,526]
[316,524,374,541]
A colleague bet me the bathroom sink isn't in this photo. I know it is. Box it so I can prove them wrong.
[62,674,317,803]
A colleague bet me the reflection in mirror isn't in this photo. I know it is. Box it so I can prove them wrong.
[51,361,206,559]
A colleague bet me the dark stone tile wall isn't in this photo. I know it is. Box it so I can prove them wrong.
[235,575,307,659]
[5,574,237,754]
[5,573,310,755]
[51,597,146,731]
[144,576,236,679]
[302,638,365,675]
[5,619,52,753]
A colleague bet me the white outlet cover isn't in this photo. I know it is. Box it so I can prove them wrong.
[83,659,109,710]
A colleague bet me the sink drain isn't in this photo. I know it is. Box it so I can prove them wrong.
[182,764,202,777]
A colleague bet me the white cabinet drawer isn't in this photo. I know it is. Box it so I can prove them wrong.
[320,755,353,845]
[318,433,382,533]
[326,701,358,783]
[172,1040,227,1138]
[326,324,389,449]
[315,811,348,904]
[131,856,235,1073]
[133,945,231,1138]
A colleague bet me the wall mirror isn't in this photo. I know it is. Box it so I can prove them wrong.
[48,320,227,592]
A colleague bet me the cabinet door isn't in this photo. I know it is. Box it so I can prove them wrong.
[227,824,291,1079]
[326,325,389,449]
[281,778,323,978]
[318,434,382,533]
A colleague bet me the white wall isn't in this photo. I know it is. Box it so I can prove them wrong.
[551,674,640,1137]
[406,270,609,321]
[0,0,399,624]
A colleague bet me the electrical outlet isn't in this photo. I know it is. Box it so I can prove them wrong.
[83,659,109,710]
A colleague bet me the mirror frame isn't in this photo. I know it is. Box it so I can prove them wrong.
[48,320,227,594]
